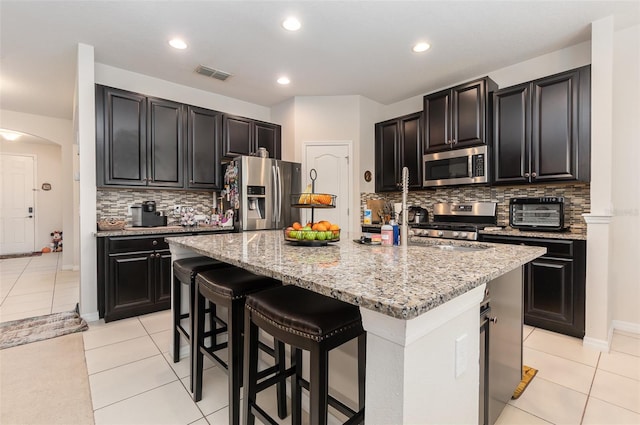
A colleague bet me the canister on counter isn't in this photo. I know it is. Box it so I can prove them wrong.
[363,208,372,225]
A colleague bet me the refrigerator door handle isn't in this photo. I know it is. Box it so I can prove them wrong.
[276,165,282,224]
[272,165,278,226]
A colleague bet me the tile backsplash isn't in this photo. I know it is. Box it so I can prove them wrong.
[361,183,590,233]
[97,189,216,226]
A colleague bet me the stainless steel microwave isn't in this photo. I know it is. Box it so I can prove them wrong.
[423,145,489,187]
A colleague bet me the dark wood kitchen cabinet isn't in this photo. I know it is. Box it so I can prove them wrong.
[186,106,223,190]
[493,66,591,184]
[479,234,586,338]
[96,86,184,188]
[375,111,423,192]
[97,235,172,322]
[222,114,281,159]
[423,77,497,153]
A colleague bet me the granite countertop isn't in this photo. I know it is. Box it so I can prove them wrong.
[479,226,587,240]
[95,225,234,237]
[166,230,545,320]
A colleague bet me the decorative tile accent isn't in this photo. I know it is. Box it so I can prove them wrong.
[96,189,216,226]
[362,183,590,232]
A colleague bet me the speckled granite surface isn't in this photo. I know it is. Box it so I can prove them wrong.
[479,227,587,240]
[95,226,233,237]
[166,230,546,320]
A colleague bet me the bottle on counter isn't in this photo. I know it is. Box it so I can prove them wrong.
[381,223,393,246]
[390,220,400,245]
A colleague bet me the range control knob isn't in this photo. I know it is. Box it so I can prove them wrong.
[452,231,459,238]
[460,232,468,239]
[437,231,444,237]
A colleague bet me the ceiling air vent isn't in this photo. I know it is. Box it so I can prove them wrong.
[195,65,232,81]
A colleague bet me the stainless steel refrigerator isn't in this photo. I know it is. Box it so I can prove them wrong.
[236,156,301,231]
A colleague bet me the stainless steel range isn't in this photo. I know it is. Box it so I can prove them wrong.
[411,202,498,241]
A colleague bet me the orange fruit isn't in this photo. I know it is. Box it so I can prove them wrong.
[316,223,327,232]
[292,222,302,230]
[311,223,320,231]
[320,220,331,228]
[329,224,340,231]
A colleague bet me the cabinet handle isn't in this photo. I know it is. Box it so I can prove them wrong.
[524,172,530,178]
[156,253,161,258]
[445,140,451,145]
[452,138,457,144]
[152,240,158,246]
[531,172,537,179]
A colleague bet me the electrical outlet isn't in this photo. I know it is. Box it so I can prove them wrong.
[173,205,182,215]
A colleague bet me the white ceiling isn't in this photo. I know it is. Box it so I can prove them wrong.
[1,1,639,121]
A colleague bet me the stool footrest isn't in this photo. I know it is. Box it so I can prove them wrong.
[200,344,230,372]
[298,377,359,419]
[249,402,279,425]
[256,365,296,394]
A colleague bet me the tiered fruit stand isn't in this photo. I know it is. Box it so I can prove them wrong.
[284,169,339,246]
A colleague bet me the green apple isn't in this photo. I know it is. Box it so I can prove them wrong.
[305,231,317,241]
[324,231,333,240]
[296,231,305,240]
[288,230,298,239]
[316,231,326,241]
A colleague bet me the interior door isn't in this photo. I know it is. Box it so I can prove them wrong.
[303,143,352,233]
[0,154,35,255]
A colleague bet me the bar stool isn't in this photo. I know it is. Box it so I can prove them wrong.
[243,285,366,425]
[172,257,230,387]
[193,267,288,425]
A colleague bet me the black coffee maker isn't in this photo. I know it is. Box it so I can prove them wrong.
[131,201,167,227]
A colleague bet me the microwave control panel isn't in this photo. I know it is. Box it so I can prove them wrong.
[472,154,485,177]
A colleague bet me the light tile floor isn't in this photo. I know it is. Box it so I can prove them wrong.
[1,254,639,424]
[0,252,79,323]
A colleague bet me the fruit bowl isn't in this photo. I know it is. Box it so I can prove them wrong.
[290,193,336,208]
[283,227,340,246]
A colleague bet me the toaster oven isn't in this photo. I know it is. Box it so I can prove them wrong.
[509,197,565,231]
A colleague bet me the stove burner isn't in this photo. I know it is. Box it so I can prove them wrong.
[410,202,499,241]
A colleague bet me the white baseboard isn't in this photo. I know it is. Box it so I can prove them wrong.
[82,311,100,323]
[612,320,640,335]
[583,335,611,352]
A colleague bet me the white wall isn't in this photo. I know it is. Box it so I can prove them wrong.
[611,24,640,327]
[271,97,296,161]
[0,110,75,268]
[0,142,62,250]
[95,64,272,122]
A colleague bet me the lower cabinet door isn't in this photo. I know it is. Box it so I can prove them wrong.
[524,256,579,337]
[155,250,173,306]
[106,252,155,322]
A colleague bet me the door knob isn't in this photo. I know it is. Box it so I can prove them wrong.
[489,316,498,324]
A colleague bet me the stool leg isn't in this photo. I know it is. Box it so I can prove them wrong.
[242,309,259,425]
[192,285,205,401]
[275,340,287,419]
[291,347,303,425]
[310,345,329,425]
[188,278,197,391]
[228,300,243,425]
[172,275,181,363]
[358,333,367,422]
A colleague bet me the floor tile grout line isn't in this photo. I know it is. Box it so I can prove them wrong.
[525,344,600,369]
[534,375,594,397]
[83,332,155,353]
[91,379,182,414]
[586,393,640,416]
[0,257,30,305]
[86,351,162,376]
[579,351,600,424]
[508,405,555,424]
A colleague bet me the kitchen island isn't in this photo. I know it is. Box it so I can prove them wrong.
[166,230,545,424]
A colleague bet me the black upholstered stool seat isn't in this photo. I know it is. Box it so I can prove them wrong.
[172,256,229,379]
[243,285,366,425]
[193,268,287,425]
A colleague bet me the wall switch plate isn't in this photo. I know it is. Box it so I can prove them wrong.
[173,205,182,215]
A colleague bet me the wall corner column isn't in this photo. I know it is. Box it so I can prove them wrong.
[583,16,614,351]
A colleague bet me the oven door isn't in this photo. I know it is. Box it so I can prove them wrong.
[423,145,488,187]
[509,201,564,231]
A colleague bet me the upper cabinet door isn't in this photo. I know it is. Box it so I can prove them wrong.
[147,97,184,188]
[423,89,451,153]
[98,86,147,186]
[375,119,401,192]
[187,106,223,189]
[222,115,253,157]
[531,69,580,182]
[254,121,281,159]
[399,112,423,189]
[493,84,530,184]
[452,79,485,148]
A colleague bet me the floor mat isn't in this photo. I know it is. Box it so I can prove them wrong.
[0,332,95,424]
[0,307,88,350]
[0,251,43,260]
[512,365,538,399]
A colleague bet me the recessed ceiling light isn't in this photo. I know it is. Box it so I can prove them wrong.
[282,17,301,31]
[169,38,188,50]
[412,42,431,53]
[0,129,22,141]
[277,76,291,85]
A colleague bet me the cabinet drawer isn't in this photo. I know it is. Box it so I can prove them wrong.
[107,236,170,253]
[480,235,573,258]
